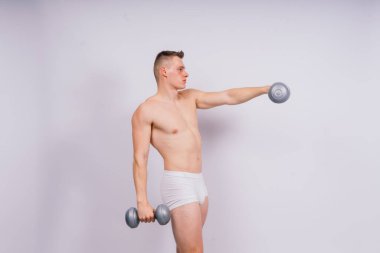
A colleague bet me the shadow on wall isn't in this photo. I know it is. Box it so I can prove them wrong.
[197,109,240,197]
[198,110,238,146]
[36,72,150,252]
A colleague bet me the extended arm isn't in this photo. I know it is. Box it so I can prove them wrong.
[227,86,270,105]
[131,104,155,222]
[190,85,271,109]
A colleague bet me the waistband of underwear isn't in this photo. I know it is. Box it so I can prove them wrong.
[163,170,203,179]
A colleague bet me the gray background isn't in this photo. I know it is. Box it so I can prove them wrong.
[1,0,379,252]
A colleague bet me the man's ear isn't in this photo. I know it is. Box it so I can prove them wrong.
[159,66,167,78]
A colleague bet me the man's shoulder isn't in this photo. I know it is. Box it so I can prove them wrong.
[181,88,198,94]
[132,99,156,123]
[180,88,203,99]
[183,88,206,95]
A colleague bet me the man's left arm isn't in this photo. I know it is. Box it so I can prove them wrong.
[189,86,271,109]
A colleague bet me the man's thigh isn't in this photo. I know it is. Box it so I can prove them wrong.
[171,202,203,252]
[200,197,209,227]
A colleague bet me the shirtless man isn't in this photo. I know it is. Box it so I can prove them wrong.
[132,50,270,253]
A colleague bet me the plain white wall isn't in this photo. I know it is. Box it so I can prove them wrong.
[1,0,379,252]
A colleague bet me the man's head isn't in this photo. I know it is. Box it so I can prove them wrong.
[153,50,188,89]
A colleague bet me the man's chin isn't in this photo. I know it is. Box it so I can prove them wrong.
[176,82,186,90]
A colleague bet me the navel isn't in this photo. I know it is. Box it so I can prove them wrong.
[172,129,178,134]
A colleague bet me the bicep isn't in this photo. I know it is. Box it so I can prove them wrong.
[190,88,232,109]
[131,106,152,162]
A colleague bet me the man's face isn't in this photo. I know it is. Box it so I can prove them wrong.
[165,57,189,89]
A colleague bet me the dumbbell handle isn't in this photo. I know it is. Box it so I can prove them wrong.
[138,209,158,220]
[125,204,170,228]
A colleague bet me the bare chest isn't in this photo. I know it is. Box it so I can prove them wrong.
[151,100,199,135]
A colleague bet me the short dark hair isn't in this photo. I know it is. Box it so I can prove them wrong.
[153,50,184,81]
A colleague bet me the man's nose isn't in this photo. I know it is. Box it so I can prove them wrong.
[184,71,189,77]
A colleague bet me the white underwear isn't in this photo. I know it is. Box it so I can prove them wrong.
[160,170,208,211]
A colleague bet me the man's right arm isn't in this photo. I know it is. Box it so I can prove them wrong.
[131,104,155,223]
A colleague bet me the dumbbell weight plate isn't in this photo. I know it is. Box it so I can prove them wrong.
[155,204,171,225]
[268,82,290,103]
[125,207,139,228]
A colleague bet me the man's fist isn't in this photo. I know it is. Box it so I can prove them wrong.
[137,202,155,223]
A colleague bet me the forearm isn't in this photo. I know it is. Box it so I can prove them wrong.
[132,160,149,205]
[227,86,270,105]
